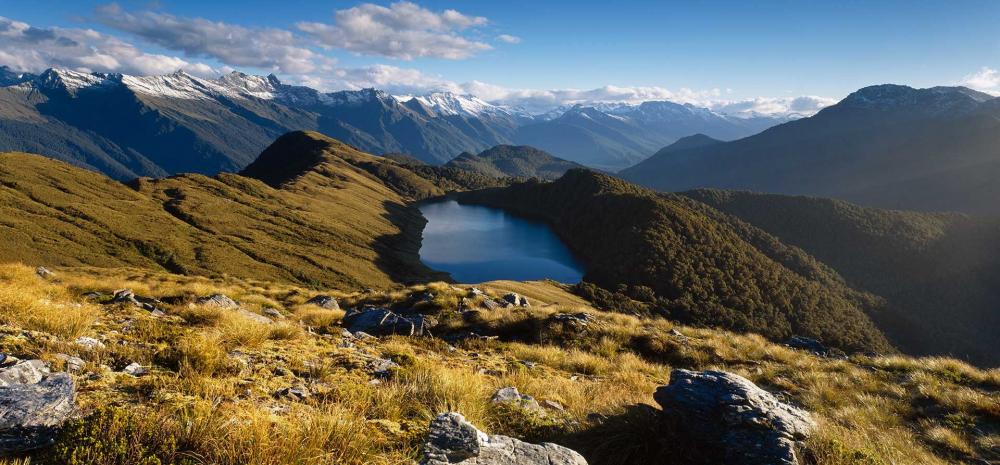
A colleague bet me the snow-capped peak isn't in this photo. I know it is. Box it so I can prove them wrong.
[400,91,533,121]
[35,68,110,92]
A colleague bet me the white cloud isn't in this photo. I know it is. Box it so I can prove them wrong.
[963,67,1000,91]
[95,4,335,74]
[0,15,216,76]
[296,1,492,60]
[709,96,838,118]
[496,34,521,44]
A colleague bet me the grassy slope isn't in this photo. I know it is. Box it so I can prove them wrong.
[455,169,892,354]
[0,263,995,465]
[443,145,585,180]
[685,188,1000,366]
[0,132,447,289]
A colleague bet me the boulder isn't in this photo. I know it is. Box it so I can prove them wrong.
[122,362,147,377]
[74,336,105,350]
[263,308,284,319]
[480,299,501,311]
[343,308,435,337]
[0,360,49,386]
[55,354,85,372]
[305,295,340,310]
[35,266,55,280]
[197,294,240,309]
[785,336,828,355]
[0,371,75,452]
[502,293,530,307]
[422,412,587,465]
[491,386,542,412]
[275,386,310,401]
[367,357,400,379]
[654,369,816,465]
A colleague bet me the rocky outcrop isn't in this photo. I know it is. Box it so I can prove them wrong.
[343,308,435,336]
[501,293,530,307]
[0,361,76,452]
[654,369,816,465]
[305,295,340,310]
[422,412,587,465]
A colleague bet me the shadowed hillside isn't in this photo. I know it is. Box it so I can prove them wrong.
[0,131,450,289]
[685,189,1000,366]
[444,145,585,180]
[454,169,893,354]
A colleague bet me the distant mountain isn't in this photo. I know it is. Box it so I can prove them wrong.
[685,189,1000,366]
[444,145,584,179]
[621,84,1000,215]
[513,102,789,171]
[0,68,526,178]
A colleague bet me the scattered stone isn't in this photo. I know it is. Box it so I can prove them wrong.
[550,312,593,330]
[502,293,530,307]
[34,266,55,280]
[479,298,501,311]
[54,354,85,372]
[415,292,436,303]
[275,386,310,401]
[111,289,140,306]
[469,287,485,297]
[491,386,542,411]
[368,357,400,379]
[422,412,587,465]
[669,328,685,338]
[263,308,284,319]
[74,336,105,350]
[305,295,340,310]
[654,369,816,465]
[542,400,565,411]
[343,308,435,337]
[0,360,49,386]
[238,309,273,325]
[149,309,166,318]
[785,336,828,355]
[81,291,103,300]
[122,362,147,377]
[197,294,240,308]
[0,366,75,453]
[519,360,538,369]
[354,331,376,340]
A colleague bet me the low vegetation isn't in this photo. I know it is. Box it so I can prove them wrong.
[1,263,995,465]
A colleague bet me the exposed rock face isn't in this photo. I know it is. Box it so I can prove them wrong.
[422,412,587,465]
[344,308,435,336]
[654,369,816,465]
[305,295,340,310]
[0,366,75,452]
[0,360,49,386]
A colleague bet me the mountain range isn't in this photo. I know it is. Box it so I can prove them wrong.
[443,145,584,179]
[0,66,790,178]
[621,84,1000,215]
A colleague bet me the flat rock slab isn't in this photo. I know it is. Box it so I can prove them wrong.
[422,412,587,465]
[0,373,75,452]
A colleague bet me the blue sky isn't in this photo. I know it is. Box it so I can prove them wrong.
[2,0,999,113]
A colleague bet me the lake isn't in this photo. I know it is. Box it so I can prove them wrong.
[418,200,584,283]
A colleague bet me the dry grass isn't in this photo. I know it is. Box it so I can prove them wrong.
[1,264,995,465]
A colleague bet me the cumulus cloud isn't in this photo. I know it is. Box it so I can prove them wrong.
[96,4,335,74]
[296,2,491,60]
[709,95,838,118]
[963,67,999,91]
[496,34,521,44]
[0,15,216,76]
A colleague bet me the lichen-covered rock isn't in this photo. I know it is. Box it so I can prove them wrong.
[491,387,542,412]
[197,294,240,309]
[422,412,587,465]
[0,360,49,386]
[305,295,340,310]
[654,369,816,465]
[0,372,75,452]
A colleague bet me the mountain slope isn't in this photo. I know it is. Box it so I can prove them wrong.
[621,85,1000,214]
[443,145,584,179]
[684,189,1000,366]
[0,132,448,288]
[454,169,892,354]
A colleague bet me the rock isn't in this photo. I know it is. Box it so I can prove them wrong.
[422,412,587,465]
[197,294,240,309]
[0,372,75,452]
[343,308,435,337]
[122,362,146,377]
[55,354,85,372]
[491,386,542,412]
[263,308,284,319]
[480,298,501,311]
[74,336,105,350]
[35,266,55,280]
[111,289,140,306]
[368,358,400,379]
[81,291,103,300]
[305,295,340,310]
[275,386,310,401]
[502,293,530,307]
[0,360,49,386]
[654,369,816,465]
[469,287,485,297]
[542,400,565,411]
[785,336,828,355]
[238,309,273,325]
[550,312,593,330]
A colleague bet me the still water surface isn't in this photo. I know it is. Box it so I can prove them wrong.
[418,200,584,283]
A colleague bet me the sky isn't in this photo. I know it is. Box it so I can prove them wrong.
[2,0,999,114]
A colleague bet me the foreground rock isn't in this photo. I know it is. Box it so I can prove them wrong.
[422,412,587,465]
[343,307,435,336]
[654,369,815,465]
[305,295,340,310]
[0,363,75,452]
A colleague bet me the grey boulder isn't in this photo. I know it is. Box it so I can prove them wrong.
[0,360,49,386]
[0,368,75,452]
[422,412,587,465]
[197,294,240,309]
[343,308,435,336]
[305,295,340,310]
[654,369,816,465]
[491,387,542,412]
